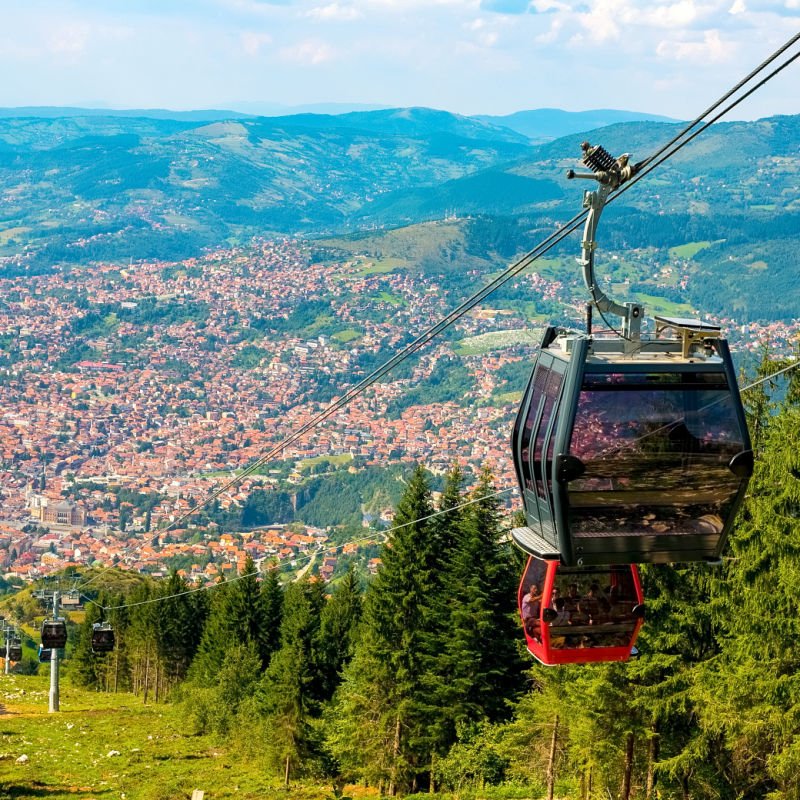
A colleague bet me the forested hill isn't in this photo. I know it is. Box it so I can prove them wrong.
[0,109,796,278]
[4,364,800,799]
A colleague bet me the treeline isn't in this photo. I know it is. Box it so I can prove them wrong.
[71,465,524,793]
[69,354,800,798]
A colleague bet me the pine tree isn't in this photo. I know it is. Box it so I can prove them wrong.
[257,577,325,785]
[693,398,800,798]
[436,467,524,749]
[155,571,207,689]
[260,565,284,666]
[189,558,268,684]
[317,564,362,701]
[71,599,102,688]
[330,465,445,794]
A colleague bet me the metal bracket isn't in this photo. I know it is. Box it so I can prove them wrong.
[567,142,644,352]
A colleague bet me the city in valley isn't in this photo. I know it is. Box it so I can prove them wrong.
[0,238,796,585]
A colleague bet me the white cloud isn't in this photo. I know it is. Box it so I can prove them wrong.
[656,28,734,61]
[575,0,624,42]
[241,31,273,55]
[279,39,335,64]
[535,16,563,43]
[647,1,701,27]
[47,23,89,55]
[531,0,569,10]
[306,3,362,21]
[729,0,746,12]
[361,0,479,8]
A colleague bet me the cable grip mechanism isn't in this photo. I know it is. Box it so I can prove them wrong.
[566,142,644,350]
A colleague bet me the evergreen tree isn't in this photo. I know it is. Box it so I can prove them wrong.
[189,558,268,684]
[330,465,445,794]
[694,399,800,799]
[433,463,465,555]
[70,599,102,688]
[260,565,284,666]
[155,571,207,689]
[317,565,362,701]
[257,578,325,785]
[430,467,524,764]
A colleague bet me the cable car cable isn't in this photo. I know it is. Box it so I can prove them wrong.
[88,486,514,612]
[166,38,800,532]
[71,360,800,612]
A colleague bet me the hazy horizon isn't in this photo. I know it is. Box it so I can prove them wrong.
[2,1,798,122]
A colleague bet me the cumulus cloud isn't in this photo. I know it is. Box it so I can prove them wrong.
[656,28,734,61]
[360,0,478,8]
[306,3,362,20]
[241,31,272,55]
[279,39,335,64]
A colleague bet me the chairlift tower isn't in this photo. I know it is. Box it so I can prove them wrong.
[49,591,60,713]
[35,586,63,713]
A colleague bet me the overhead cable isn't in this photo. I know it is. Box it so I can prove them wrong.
[160,34,800,530]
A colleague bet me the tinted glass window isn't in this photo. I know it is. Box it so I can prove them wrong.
[547,566,638,649]
[566,371,746,537]
[520,363,551,491]
[533,369,563,500]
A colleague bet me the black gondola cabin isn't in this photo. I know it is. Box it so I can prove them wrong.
[511,320,752,566]
[41,618,68,649]
[38,644,53,663]
[9,638,22,661]
[91,623,115,654]
[518,556,644,666]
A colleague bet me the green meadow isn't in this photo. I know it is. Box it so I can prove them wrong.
[0,674,348,800]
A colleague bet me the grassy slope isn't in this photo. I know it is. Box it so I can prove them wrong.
[0,674,354,800]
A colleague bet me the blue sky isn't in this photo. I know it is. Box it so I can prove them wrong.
[2,0,798,118]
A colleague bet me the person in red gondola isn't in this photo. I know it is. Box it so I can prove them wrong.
[564,583,581,614]
[522,583,543,641]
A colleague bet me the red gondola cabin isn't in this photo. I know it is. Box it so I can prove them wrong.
[518,556,645,666]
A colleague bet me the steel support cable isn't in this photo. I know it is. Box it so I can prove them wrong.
[165,35,800,532]
[84,359,800,613]
[635,30,800,171]
[95,487,513,611]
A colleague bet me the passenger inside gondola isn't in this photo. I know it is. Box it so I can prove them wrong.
[522,583,543,640]
[518,558,644,664]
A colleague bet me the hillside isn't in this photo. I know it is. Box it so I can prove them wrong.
[0,109,797,323]
[476,107,679,142]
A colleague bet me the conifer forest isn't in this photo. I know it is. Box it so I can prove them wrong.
[27,356,800,800]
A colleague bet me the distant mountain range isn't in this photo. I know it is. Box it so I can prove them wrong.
[0,105,675,141]
[476,108,679,142]
[0,105,796,322]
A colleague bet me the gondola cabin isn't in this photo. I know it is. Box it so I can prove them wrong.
[41,618,68,649]
[38,644,53,663]
[518,556,644,665]
[511,320,752,566]
[8,638,22,661]
[91,623,115,654]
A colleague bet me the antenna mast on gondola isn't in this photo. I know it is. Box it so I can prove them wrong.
[567,142,645,350]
